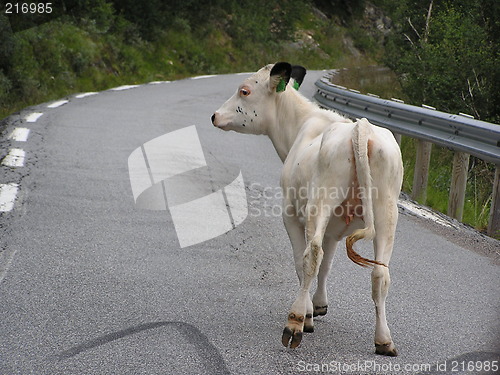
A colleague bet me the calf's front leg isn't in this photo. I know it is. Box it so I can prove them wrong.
[282,237,323,348]
[312,236,339,317]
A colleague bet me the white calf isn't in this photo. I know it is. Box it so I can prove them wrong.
[212,62,403,356]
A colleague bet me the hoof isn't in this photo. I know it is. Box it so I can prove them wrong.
[304,313,314,333]
[375,343,398,357]
[303,325,314,333]
[282,327,303,349]
[313,305,328,317]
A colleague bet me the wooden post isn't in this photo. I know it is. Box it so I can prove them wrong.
[487,165,500,239]
[412,140,432,204]
[447,152,470,221]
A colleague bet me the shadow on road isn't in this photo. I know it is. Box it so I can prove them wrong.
[54,321,230,374]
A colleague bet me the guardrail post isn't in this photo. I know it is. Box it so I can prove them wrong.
[412,140,432,203]
[447,152,470,221]
[488,165,500,238]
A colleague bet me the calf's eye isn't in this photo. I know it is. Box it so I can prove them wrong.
[240,88,251,97]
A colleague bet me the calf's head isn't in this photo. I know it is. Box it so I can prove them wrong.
[211,62,306,135]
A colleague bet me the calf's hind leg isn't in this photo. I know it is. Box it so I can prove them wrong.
[371,200,398,356]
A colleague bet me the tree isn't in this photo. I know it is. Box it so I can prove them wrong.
[384,0,499,123]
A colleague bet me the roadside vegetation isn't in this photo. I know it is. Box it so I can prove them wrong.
[0,0,381,120]
[1,0,498,232]
[382,0,498,232]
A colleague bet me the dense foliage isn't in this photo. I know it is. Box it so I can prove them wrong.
[0,0,319,114]
[1,0,380,117]
[2,0,498,123]
[383,0,499,123]
[378,0,498,231]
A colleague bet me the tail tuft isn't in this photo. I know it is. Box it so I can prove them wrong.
[345,225,386,268]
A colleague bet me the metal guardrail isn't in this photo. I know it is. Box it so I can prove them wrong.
[314,75,500,165]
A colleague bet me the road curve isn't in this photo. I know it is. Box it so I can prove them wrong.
[0,71,499,375]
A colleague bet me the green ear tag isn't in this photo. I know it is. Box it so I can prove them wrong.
[276,78,287,93]
[293,81,300,90]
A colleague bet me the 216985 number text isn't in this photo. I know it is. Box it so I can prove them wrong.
[5,3,52,14]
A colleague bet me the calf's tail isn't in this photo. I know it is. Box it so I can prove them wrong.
[346,118,387,268]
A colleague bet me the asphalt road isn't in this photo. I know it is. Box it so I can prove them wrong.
[0,70,499,375]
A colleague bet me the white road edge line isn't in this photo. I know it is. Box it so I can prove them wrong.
[75,92,98,98]
[2,149,26,168]
[8,128,30,142]
[47,100,69,108]
[148,81,171,85]
[110,85,139,91]
[0,183,19,212]
[25,112,43,123]
[398,199,455,229]
[191,75,217,80]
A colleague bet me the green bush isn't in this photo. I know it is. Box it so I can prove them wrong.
[0,70,12,109]
[384,0,499,123]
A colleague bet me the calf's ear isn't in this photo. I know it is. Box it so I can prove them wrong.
[269,62,292,93]
[291,65,307,90]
